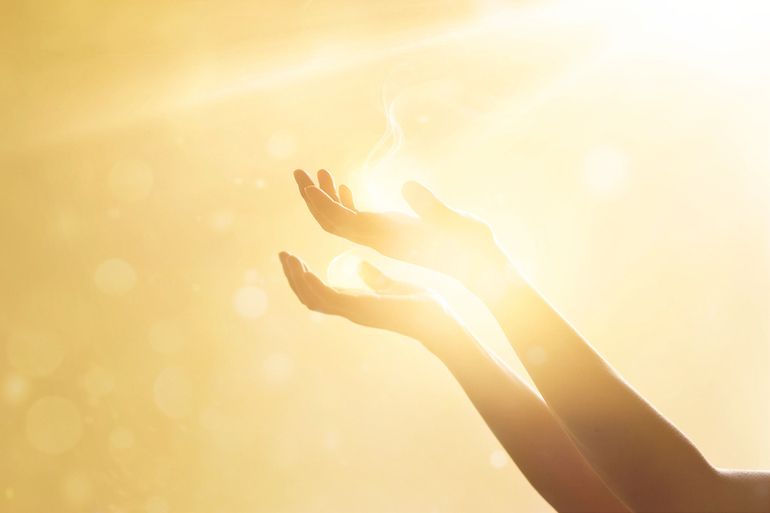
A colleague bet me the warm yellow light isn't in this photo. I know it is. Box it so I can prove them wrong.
[326,250,368,290]
[585,0,770,67]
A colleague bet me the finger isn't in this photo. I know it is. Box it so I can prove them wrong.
[305,186,361,237]
[298,260,426,337]
[339,184,357,211]
[292,260,367,313]
[401,181,455,222]
[359,261,422,295]
[286,254,329,312]
[296,181,340,234]
[292,255,351,317]
[304,270,411,333]
[358,261,392,290]
[317,169,340,202]
[302,193,337,234]
[293,169,315,200]
[282,253,386,325]
[294,169,335,231]
[279,252,310,308]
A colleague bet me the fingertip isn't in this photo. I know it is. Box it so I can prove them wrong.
[401,181,426,209]
[317,169,341,201]
[317,169,332,190]
[294,169,311,183]
[401,180,452,221]
[401,181,423,213]
[294,170,315,201]
[285,254,301,272]
[358,261,374,282]
[358,261,389,290]
[401,180,421,197]
[339,184,356,209]
[358,260,377,275]
[288,253,309,273]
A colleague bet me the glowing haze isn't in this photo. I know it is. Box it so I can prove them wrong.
[1,0,769,512]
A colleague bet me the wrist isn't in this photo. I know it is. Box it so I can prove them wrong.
[461,245,525,304]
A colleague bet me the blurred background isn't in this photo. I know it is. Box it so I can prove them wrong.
[1,0,769,511]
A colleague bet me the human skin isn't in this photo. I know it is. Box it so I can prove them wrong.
[279,252,629,512]
[285,168,770,512]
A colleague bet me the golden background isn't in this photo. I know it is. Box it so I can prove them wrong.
[1,0,769,511]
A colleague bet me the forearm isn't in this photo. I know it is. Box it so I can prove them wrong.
[470,257,718,510]
[712,469,770,512]
[427,326,628,512]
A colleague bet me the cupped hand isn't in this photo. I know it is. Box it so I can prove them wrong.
[292,169,506,285]
[278,251,461,351]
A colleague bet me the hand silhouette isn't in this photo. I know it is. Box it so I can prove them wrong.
[279,251,460,350]
[283,169,770,513]
[278,250,631,513]
[293,169,506,286]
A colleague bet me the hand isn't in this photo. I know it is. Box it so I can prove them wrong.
[292,169,508,287]
[278,251,462,353]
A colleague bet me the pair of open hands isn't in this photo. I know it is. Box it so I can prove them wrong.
[279,169,503,346]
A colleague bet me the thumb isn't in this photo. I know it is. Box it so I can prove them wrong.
[401,181,454,222]
[358,261,421,295]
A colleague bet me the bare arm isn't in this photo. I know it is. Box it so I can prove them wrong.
[291,169,770,512]
[433,325,629,513]
[279,252,628,512]
[466,232,770,512]
[475,268,721,511]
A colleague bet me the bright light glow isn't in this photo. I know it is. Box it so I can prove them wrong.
[583,145,630,199]
[326,250,367,290]
[7,1,770,511]
[583,0,770,66]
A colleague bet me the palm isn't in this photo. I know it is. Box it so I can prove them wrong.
[294,169,498,280]
[358,211,436,261]
[278,253,455,349]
